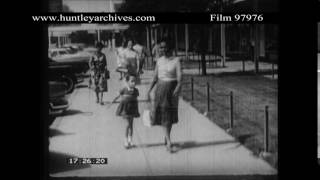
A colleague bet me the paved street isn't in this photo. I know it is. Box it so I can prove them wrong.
[49,49,277,177]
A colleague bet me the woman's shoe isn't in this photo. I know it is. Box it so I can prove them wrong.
[166,143,174,153]
[166,145,173,153]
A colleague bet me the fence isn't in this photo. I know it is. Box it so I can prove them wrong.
[143,50,278,79]
[142,51,224,72]
[181,76,278,156]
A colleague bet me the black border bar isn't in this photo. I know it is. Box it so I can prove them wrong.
[32,13,279,24]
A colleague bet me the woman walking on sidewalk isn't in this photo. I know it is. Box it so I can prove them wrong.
[89,42,108,105]
[116,39,127,80]
[147,38,182,153]
[123,39,140,83]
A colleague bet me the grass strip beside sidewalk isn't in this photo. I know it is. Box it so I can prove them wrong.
[181,74,278,169]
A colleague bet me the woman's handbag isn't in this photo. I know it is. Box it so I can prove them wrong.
[142,110,152,127]
[142,101,155,127]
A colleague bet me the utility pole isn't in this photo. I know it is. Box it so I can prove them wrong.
[220,0,226,67]
[185,24,189,61]
[200,24,207,75]
[254,0,259,74]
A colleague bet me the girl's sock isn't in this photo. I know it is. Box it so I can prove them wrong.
[124,138,129,148]
[128,136,132,144]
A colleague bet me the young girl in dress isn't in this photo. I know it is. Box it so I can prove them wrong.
[111,74,140,149]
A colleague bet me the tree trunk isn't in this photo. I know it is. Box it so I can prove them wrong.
[254,24,259,74]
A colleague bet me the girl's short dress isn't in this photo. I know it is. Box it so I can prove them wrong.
[116,87,140,118]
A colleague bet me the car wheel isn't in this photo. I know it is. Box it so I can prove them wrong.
[61,75,75,94]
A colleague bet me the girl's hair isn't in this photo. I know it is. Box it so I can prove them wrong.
[124,73,136,81]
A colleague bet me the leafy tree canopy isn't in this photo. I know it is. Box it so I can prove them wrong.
[118,0,277,12]
[118,0,223,12]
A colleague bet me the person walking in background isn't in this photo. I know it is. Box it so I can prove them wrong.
[133,41,147,75]
[116,39,127,80]
[89,42,108,105]
[111,74,140,149]
[123,39,140,84]
[152,40,161,65]
[147,38,182,153]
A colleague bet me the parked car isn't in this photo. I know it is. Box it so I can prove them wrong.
[62,43,84,52]
[49,56,89,75]
[49,81,69,116]
[49,58,78,94]
[49,47,91,64]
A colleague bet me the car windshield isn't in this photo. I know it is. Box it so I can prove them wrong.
[66,49,75,54]
[59,50,68,55]
[50,51,58,57]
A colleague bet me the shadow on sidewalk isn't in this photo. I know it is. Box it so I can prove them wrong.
[136,140,237,153]
[232,133,255,148]
[202,70,278,77]
[75,84,89,89]
[49,151,91,174]
[49,128,75,137]
[57,109,93,117]
[172,140,237,153]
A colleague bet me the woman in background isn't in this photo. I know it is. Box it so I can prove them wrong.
[116,39,127,80]
[89,42,108,105]
[123,39,140,84]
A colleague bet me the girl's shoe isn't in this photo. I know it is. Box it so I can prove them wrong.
[166,144,173,153]
[128,141,135,147]
[124,141,130,149]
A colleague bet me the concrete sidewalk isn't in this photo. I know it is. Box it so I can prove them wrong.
[49,50,277,177]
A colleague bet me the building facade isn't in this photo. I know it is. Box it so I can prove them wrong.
[49,0,123,12]
[48,0,127,48]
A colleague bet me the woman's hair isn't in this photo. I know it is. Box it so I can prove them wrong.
[159,37,173,54]
[125,38,134,48]
[96,42,104,49]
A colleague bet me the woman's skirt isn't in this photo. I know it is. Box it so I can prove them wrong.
[92,72,108,92]
[153,80,178,126]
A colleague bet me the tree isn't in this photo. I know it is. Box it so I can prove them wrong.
[118,0,221,12]
[62,4,73,12]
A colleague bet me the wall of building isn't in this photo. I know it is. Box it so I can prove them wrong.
[62,0,123,12]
